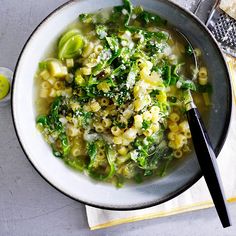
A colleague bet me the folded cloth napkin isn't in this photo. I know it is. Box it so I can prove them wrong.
[220,0,236,19]
[86,57,236,230]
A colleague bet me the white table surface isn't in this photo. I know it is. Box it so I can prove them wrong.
[0,0,236,235]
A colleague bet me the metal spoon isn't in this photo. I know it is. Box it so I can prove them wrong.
[175,29,231,228]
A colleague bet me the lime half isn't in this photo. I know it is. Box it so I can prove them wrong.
[0,74,10,100]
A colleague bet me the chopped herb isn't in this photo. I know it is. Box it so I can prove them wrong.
[142,120,151,130]
[96,25,108,39]
[185,44,194,56]
[79,13,95,24]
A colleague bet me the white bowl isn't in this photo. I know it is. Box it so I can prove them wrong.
[12,0,232,210]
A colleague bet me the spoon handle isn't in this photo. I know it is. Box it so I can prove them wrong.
[186,107,231,228]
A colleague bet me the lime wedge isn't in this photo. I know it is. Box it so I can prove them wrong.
[0,74,10,100]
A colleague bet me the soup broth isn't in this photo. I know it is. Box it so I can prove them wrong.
[35,0,211,187]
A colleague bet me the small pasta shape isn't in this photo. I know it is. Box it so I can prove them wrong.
[134,99,145,112]
[151,114,160,123]
[41,81,51,90]
[182,144,191,153]
[84,58,99,68]
[150,106,160,114]
[66,58,74,68]
[142,111,152,121]
[198,76,208,86]
[77,128,84,137]
[173,150,183,158]
[106,104,116,112]
[198,66,207,78]
[167,131,176,141]
[101,109,109,117]
[118,146,128,156]
[194,48,202,57]
[100,97,110,106]
[94,123,105,133]
[49,88,57,97]
[123,128,137,141]
[97,82,110,93]
[133,85,140,98]
[110,109,118,116]
[56,90,63,96]
[67,125,80,137]
[113,136,123,145]
[83,104,91,112]
[97,150,105,158]
[143,128,153,137]
[134,115,143,129]
[102,118,112,128]
[54,81,64,90]
[40,70,50,80]
[168,122,179,132]
[169,112,180,122]
[138,60,152,70]
[184,130,192,139]
[179,121,189,133]
[90,101,101,112]
[47,77,56,85]
[123,109,133,119]
[82,42,94,58]
[118,115,127,124]
[94,45,103,54]
[150,123,160,133]
[122,138,131,146]
[75,74,85,86]
[140,67,150,80]
[71,147,81,157]
[80,67,92,75]
[150,107,160,123]
[111,126,123,136]
[175,134,187,148]
[168,141,176,149]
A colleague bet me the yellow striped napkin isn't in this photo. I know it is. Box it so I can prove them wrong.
[86,57,236,230]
